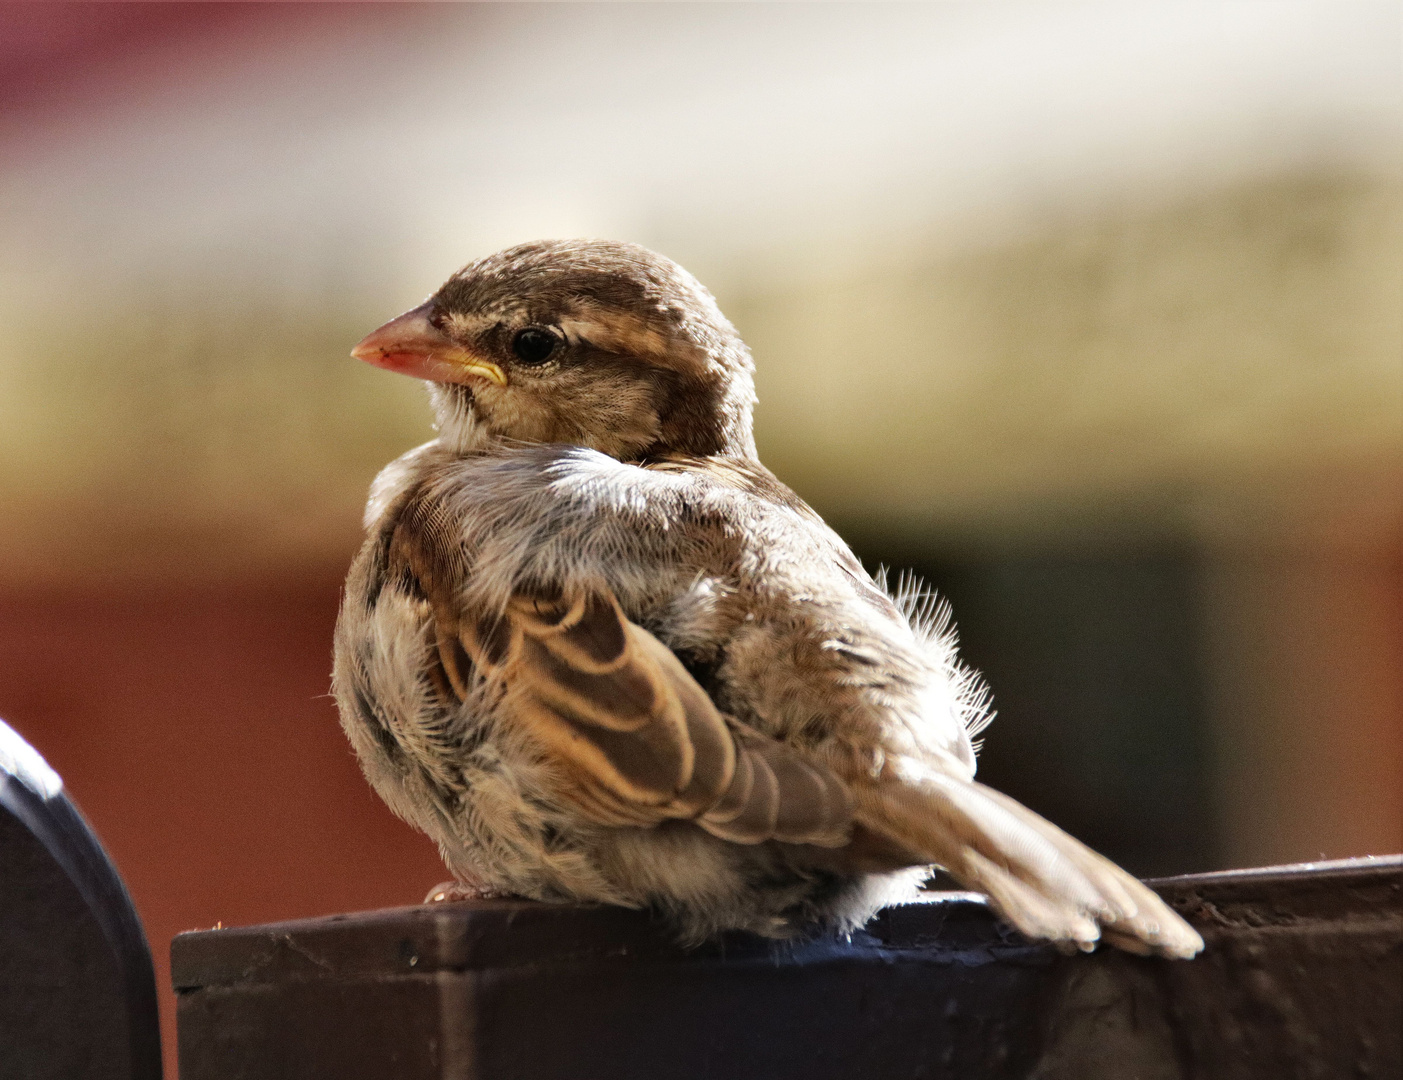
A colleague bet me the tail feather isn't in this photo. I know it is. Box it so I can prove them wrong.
[970,781,1196,954]
[851,775,1204,959]
[962,849,1100,948]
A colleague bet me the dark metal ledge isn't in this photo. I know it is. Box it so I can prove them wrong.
[173,854,1402,1079]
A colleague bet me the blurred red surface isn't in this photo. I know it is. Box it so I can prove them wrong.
[0,580,446,1077]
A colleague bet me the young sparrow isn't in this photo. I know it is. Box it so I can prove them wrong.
[333,240,1202,958]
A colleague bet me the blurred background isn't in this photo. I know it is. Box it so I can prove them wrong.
[1,2,1399,1070]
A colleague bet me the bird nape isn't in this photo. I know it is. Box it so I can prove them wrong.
[332,239,1202,959]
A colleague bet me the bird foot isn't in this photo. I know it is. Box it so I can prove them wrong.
[424,880,511,904]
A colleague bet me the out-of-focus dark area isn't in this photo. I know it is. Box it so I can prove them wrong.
[0,3,1398,1072]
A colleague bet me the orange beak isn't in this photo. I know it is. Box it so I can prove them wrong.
[351,302,508,387]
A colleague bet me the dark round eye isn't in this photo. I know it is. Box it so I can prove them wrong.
[511,327,559,366]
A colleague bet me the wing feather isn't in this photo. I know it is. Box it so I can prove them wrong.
[387,514,854,846]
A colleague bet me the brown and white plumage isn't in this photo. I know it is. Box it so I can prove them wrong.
[333,240,1202,958]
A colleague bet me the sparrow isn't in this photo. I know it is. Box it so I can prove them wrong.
[332,239,1203,958]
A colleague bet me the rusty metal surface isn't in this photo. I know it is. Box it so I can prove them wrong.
[174,855,1402,1080]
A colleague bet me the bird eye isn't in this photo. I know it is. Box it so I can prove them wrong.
[511,328,559,366]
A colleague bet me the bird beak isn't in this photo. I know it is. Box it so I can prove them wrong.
[351,302,508,387]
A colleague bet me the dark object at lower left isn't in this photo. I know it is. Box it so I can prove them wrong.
[0,719,162,1080]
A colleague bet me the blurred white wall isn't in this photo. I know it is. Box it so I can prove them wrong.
[0,2,1397,581]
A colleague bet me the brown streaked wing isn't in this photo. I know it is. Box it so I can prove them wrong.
[473,583,737,821]
[384,494,855,843]
[698,725,852,848]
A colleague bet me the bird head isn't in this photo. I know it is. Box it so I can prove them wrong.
[352,240,758,461]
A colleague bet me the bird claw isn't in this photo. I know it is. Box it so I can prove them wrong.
[424,880,510,904]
